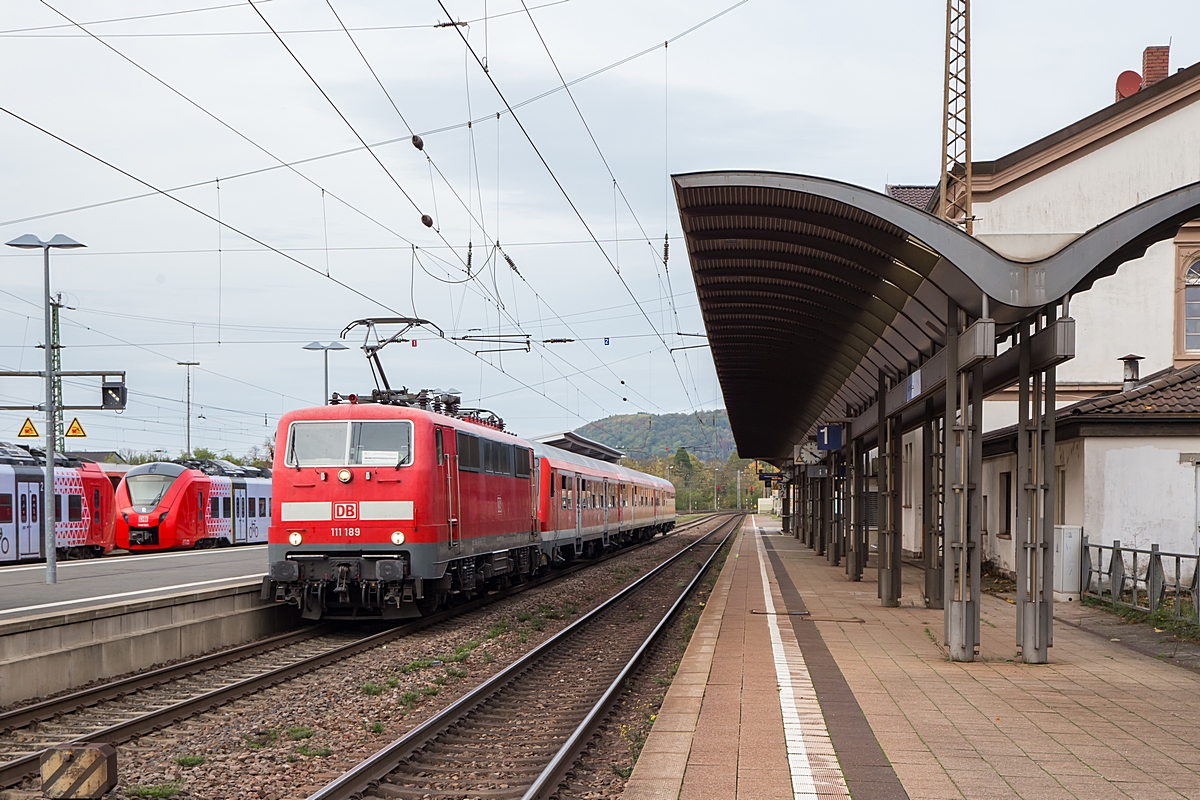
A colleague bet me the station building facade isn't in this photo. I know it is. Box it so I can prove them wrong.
[889,46,1200,572]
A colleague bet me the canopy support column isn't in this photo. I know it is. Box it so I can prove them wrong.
[945,298,982,661]
[923,402,944,609]
[1017,314,1057,663]
[828,450,841,566]
[879,370,902,607]
[849,438,866,581]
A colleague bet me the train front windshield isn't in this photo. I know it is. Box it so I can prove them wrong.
[286,420,413,467]
[126,474,177,510]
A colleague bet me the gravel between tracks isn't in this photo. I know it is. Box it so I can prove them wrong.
[550,530,735,799]
[19,520,725,800]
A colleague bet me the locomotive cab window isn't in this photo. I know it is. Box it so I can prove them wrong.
[286,420,413,467]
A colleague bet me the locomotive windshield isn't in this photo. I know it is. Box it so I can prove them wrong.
[286,420,412,467]
[126,474,177,510]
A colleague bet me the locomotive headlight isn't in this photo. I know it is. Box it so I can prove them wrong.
[338,468,352,483]
[390,531,406,545]
[288,531,303,546]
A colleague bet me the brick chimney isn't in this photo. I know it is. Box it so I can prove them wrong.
[1142,45,1170,88]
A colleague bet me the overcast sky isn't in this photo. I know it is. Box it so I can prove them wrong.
[1,0,1196,457]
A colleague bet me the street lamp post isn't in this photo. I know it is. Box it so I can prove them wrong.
[5,234,85,585]
[303,341,348,404]
[177,362,199,457]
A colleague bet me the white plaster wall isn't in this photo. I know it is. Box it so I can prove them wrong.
[974,101,1200,236]
[971,101,1200,384]
[980,439,1082,575]
[1083,437,1200,555]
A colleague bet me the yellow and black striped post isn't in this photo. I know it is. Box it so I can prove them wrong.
[39,743,117,799]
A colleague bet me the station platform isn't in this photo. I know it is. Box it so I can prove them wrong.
[623,516,1200,800]
[0,546,267,621]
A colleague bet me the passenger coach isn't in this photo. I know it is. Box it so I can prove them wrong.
[264,399,674,620]
[0,441,116,562]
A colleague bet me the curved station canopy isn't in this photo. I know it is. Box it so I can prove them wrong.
[674,171,1200,461]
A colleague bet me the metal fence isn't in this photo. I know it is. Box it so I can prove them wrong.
[1082,537,1199,619]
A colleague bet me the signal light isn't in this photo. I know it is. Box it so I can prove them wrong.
[337,469,352,483]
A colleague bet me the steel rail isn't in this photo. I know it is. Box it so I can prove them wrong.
[307,513,743,800]
[0,513,720,789]
[524,516,740,799]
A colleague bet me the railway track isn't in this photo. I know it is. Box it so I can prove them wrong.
[308,513,743,800]
[0,513,728,791]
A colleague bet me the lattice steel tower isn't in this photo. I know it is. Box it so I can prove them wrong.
[939,0,972,233]
[50,294,65,452]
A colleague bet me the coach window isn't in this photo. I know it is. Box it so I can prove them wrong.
[223,497,232,519]
[0,494,11,524]
[67,495,83,523]
[259,497,267,517]
[210,496,219,519]
[93,489,101,525]
[248,498,257,518]
[198,492,204,522]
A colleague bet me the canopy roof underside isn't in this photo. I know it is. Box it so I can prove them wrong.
[674,171,1200,461]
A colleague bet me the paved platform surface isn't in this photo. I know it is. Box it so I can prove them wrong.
[0,546,267,620]
[623,516,1200,800]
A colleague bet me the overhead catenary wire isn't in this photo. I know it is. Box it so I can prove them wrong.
[317,0,665,413]
[0,0,750,229]
[441,0,703,415]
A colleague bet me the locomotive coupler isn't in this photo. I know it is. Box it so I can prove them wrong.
[333,563,351,602]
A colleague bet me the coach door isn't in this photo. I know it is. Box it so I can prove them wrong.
[574,474,583,540]
[439,428,460,548]
[17,482,41,558]
[233,486,248,543]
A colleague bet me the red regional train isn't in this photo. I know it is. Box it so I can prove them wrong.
[115,460,272,551]
[0,441,116,563]
[263,395,675,620]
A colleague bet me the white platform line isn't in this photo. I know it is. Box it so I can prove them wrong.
[0,574,265,616]
[0,545,267,574]
[751,515,851,800]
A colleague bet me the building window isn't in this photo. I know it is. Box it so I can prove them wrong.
[998,472,1012,539]
[1186,263,1200,351]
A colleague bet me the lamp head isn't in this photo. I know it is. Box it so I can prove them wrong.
[303,342,325,351]
[5,234,85,249]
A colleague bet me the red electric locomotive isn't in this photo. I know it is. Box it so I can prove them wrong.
[115,460,272,551]
[262,318,674,620]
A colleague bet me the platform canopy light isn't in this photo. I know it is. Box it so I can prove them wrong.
[5,233,85,587]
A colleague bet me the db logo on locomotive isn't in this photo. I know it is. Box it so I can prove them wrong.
[333,502,358,520]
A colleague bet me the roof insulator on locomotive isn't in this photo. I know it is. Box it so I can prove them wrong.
[421,214,434,228]
[412,134,424,150]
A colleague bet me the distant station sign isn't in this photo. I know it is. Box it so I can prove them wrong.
[758,472,782,482]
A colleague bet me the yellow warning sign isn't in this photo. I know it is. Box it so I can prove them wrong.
[17,418,38,438]
[65,418,87,438]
